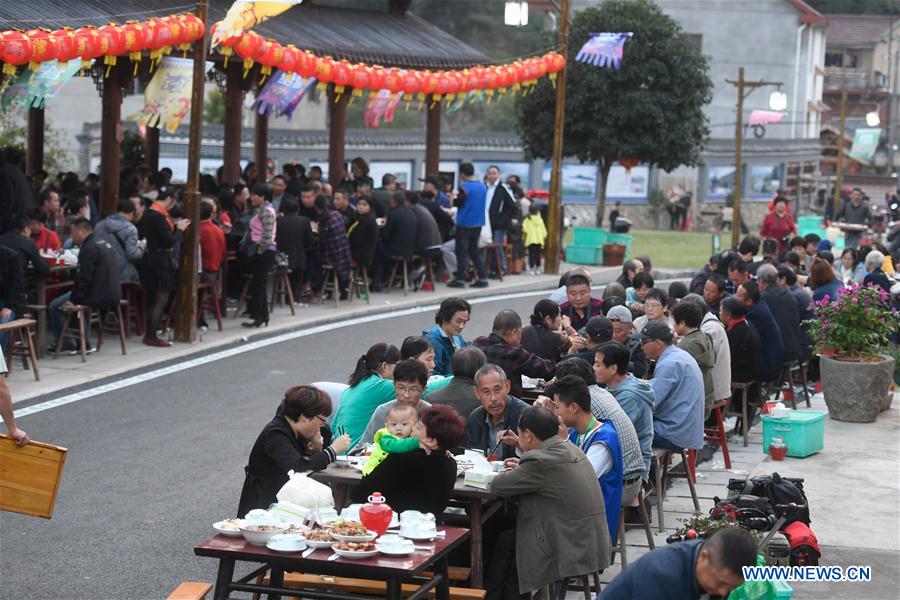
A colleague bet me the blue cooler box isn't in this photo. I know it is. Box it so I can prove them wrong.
[761,410,826,458]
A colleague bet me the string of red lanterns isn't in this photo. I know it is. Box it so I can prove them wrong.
[0,14,205,77]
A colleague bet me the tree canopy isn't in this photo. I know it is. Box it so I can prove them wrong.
[516,0,712,225]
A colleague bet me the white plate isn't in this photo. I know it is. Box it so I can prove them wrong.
[306,538,336,549]
[333,547,379,560]
[213,520,244,538]
[399,530,439,541]
[332,530,378,543]
[376,544,415,556]
[266,534,307,553]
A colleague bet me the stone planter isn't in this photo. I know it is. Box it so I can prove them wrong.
[820,354,895,422]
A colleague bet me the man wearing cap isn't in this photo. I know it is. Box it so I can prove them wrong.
[639,321,705,452]
[562,315,613,365]
[606,305,649,378]
[473,310,555,398]
[422,175,451,209]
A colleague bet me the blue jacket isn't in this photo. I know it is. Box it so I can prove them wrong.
[569,421,623,541]
[609,374,655,481]
[456,180,487,228]
[650,345,705,450]
[746,301,784,383]
[599,539,703,599]
[423,325,466,377]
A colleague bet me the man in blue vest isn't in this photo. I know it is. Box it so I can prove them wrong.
[448,163,489,289]
[548,374,623,542]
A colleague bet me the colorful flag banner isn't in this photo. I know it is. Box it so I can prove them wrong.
[1,60,82,109]
[849,128,882,162]
[252,70,316,119]
[748,110,786,126]
[212,0,303,47]
[128,57,210,133]
[365,90,401,128]
[575,32,633,69]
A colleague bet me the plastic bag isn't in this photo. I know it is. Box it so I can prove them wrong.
[275,470,334,509]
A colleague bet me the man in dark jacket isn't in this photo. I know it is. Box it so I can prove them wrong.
[0,246,26,352]
[419,189,454,243]
[376,191,418,288]
[426,346,487,419]
[0,215,49,279]
[737,282,783,383]
[465,363,530,460]
[757,263,801,363]
[616,258,645,290]
[485,166,518,275]
[473,310,554,398]
[276,198,315,297]
[405,192,442,258]
[49,219,121,352]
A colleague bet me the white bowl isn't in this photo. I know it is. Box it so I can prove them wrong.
[213,519,245,538]
[306,538,336,549]
[399,528,438,541]
[332,530,378,543]
[266,533,307,553]
[240,523,288,546]
[377,540,415,556]
[333,546,379,560]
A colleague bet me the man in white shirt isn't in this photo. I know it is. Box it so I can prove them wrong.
[483,166,518,275]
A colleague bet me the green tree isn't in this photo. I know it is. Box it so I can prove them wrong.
[204,89,226,125]
[516,0,712,226]
[120,130,145,173]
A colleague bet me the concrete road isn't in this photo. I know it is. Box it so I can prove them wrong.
[2,290,550,600]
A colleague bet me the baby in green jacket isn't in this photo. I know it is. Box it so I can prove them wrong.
[362,404,424,475]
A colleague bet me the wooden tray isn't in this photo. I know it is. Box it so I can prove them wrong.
[0,434,67,518]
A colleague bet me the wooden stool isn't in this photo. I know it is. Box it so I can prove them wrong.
[652,448,700,532]
[386,256,410,295]
[53,305,94,363]
[704,398,732,469]
[348,265,371,304]
[232,274,253,318]
[612,486,656,568]
[413,253,437,292]
[727,381,753,447]
[122,284,146,338]
[773,360,810,409]
[198,279,224,331]
[25,304,47,358]
[269,268,296,315]
[99,302,128,356]
[483,243,504,281]
[554,572,602,600]
[1,319,40,381]
[321,265,343,308]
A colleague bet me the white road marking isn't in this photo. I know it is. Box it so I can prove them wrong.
[15,279,682,419]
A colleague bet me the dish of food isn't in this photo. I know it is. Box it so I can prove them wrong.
[330,521,369,537]
[213,519,245,537]
[332,541,379,559]
[240,522,288,546]
[305,529,336,548]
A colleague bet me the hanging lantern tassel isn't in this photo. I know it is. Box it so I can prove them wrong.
[430,93,441,108]
[219,46,232,68]
[104,55,118,77]
[242,57,254,78]
[258,65,272,85]
[334,85,346,102]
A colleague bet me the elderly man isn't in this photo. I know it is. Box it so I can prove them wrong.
[757,263,801,364]
[465,363,530,460]
[736,282,783,384]
[473,310,554,398]
[488,406,610,599]
[559,272,604,331]
[425,346,486,418]
[93,200,145,286]
[600,527,758,600]
[606,305,649,378]
[689,254,718,295]
[640,321,705,451]
[269,175,295,213]
[356,359,432,447]
[836,188,873,248]
[863,250,892,294]
[727,258,751,292]
[616,258,644,289]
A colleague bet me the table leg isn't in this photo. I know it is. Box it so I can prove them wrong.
[213,559,235,600]
[469,499,484,589]
[386,578,402,600]
[334,483,348,511]
[267,567,283,600]
[434,556,451,600]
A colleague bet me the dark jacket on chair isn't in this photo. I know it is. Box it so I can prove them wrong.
[276,214,314,272]
[726,318,762,384]
[381,205,417,258]
[746,301,783,383]
[348,214,379,268]
[762,285,801,362]
[409,203,442,253]
[0,246,26,315]
[71,233,121,309]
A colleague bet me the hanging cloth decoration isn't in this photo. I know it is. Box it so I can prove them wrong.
[364,89,400,128]
[575,32,633,69]
[128,56,210,132]
[252,70,316,119]
[1,59,82,109]
[748,110,786,126]
[211,0,303,48]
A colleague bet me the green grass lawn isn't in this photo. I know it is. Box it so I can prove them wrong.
[564,228,715,270]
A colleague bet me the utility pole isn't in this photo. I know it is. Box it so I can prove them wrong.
[545,0,569,275]
[833,89,847,217]
[725,67,783,249]
[174,0,208,343]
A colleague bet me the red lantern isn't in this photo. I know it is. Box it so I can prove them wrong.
[618,157,639,176]
[545,51,566,86]
[298,51,317,79]
[401,69,421,98]
[0,30,32,76]
[121,21,152,73]
[495,65,514,92]
[366,65,385,92]
[471,66,487,90]
[181,14,206,44]
[382,68,404,95]
[442,71,462,103]
[350,64,371,100]
[278,45,299,75]
[164,16,188,48]
[234,31,264,77]
[315,56,337,91]
[97,24,126,74]
[51,29,78,67]
[331,59,353,98]
[533,56,548,80]
[461,68,479,94]
[25,29,59,71]
[253,40,284,81]
[70,27,96,69]
[148,17,175,64]
[418,70,438,104]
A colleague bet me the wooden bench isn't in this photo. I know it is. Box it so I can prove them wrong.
[262,571,486,600]
[166,581,212,600]
[0,318,40,381]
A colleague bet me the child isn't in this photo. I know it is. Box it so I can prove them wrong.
[361,404,424,475]
[28,208,61,252]
[522,204,547,275]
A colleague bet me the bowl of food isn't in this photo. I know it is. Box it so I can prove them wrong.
[331,521,377,542]
[266,533,307,553]
[240,522,288,546]
[332,541,378,559]
[213,518,245,538]
[305,528,337,549]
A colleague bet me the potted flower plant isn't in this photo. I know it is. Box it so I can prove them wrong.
[805,283,899,422]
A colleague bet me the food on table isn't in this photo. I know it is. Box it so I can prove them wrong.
[334,541,376,552]
[330,521,369,537]
[242,525,282,532]
[215,519,242,532]
[285,524,309,535]
[306,529,335,542]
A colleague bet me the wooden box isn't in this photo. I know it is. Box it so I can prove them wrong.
[0,434,67,518]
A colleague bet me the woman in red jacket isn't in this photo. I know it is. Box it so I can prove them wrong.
[759,197,797,252]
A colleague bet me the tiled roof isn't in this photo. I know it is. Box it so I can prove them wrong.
[826,14,896,48]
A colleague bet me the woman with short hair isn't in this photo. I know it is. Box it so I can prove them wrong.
[810,257,841,303]
[423,298,471,377]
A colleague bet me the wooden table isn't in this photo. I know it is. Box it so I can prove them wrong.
[194,526,469,600]
[312,464,502,589]
[28,264,77,357]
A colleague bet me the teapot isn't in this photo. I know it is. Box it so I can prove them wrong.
[359,493,393,536]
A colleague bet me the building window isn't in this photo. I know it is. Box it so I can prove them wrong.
[825,52,843,67]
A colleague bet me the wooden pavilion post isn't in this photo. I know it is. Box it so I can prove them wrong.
[173,0,208,343]
[222,62,243,185]
[26,106,44,176]
[425,96,441,177]
[144,126,160,173]
[254,110,268,184]
[99,63,127,217]
[328,88,349,189]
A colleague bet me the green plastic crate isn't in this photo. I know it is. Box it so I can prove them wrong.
[728,556,793,600]
[565,244,603,265]
[572,227,607,246]
[761,410,826,458]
